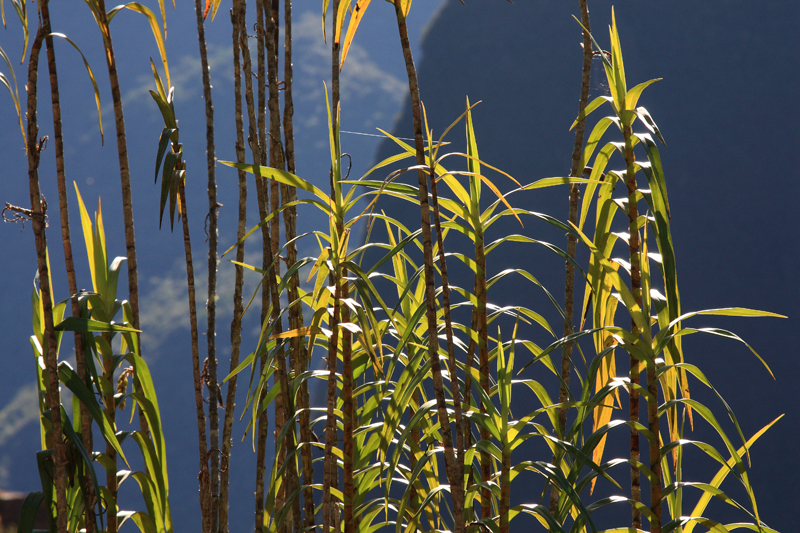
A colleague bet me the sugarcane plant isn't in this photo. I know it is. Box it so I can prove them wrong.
[568,9,784,532]
[25,188,173,533]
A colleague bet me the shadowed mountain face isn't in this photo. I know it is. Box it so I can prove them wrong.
[371,0,798,530]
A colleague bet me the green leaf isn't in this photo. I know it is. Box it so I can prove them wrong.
[17,491,45,533]
[57,362,128,465]
[55,317,140,333]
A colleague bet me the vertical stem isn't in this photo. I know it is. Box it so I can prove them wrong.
[429,167,465,531]
[240,11,285,530]
[322,271,341,533]
[264,5,298,529]
[178,177,211,533]
[192,1,220,529]
[268,0,281,260]
[499,443,510,533]
[475,226,491,518]
[342,274,354,533]
[323,5,342,529]
[102,335,118,533]
[94,0,141,351]
[26,28,68,533]
[219,7,247,532]
[552,0,592,514]
[463,304,477,505]
[392,7,462,533]
[648,365,662,533]
[282,3,315,529]
[623,119,642,530]
[41,3,97,530]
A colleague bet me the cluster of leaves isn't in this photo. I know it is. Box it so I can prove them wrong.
[220,7,783,533]
[28,190,172,533]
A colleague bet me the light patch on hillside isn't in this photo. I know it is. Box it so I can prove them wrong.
[0,385,39,448]
[139,243,318,357]
[122,43,233,110]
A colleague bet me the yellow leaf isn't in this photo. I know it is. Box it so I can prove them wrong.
[341,0,371,70]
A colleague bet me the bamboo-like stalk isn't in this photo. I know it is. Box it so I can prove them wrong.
[475,224,490,518]
[251,0,271,528]
[429,162,465,529]
[323,4,342,530]
[263,6,299,529]
[499,442,510,533]
[648,362,662,533]
[268,0,281,264]
[322,268,341,533]
[102,332,118,533]
[331,14,354,529]
[191,0,220,529]
[176,174,212,533]
[94,0,140,341]
[40,3,97,530]
[623,114,642,532]
[219,6,248,532]
[26,28,68,533]
[238,8,280,529]
[463,304,477,468]
[392,6,462,532]
[92,0,152,449]
[552,0,592,514]
[282,2,315,528]
[342,278,354,533]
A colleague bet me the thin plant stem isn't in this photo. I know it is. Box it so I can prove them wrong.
[94,0,141,351]
[323,4,342,529]
[177,175,212,533]
[251,1,271,527]
[552,0,592,513]
[429,160,465,531]
[392,7,462,532]
[282,2,315,528]
[219,7,247,532]
[191,0,220,529]
[263,5,298,528]
[26,27,68,533]
[322,268,341,533]
[648,360,662,532]
[623,111,643,532]
[238,8,278,529]
[40,3,97,530]
[475,223,490,517]
[102,331,118,533]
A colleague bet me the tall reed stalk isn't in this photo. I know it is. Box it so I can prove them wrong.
[552,0,592,514]
[191,0,220,528]
[40,2,97,529]
[323,4,342,530]
[391,4,463,532]
[219,4,248,531]
[25,26,69,533]
[94,0,140,335]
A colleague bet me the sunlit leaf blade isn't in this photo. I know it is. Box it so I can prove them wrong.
[107,3,170,88]
[55,317,141,333]
[0,45,25,148]
[47,33,105,144]
[340,0,371,69]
